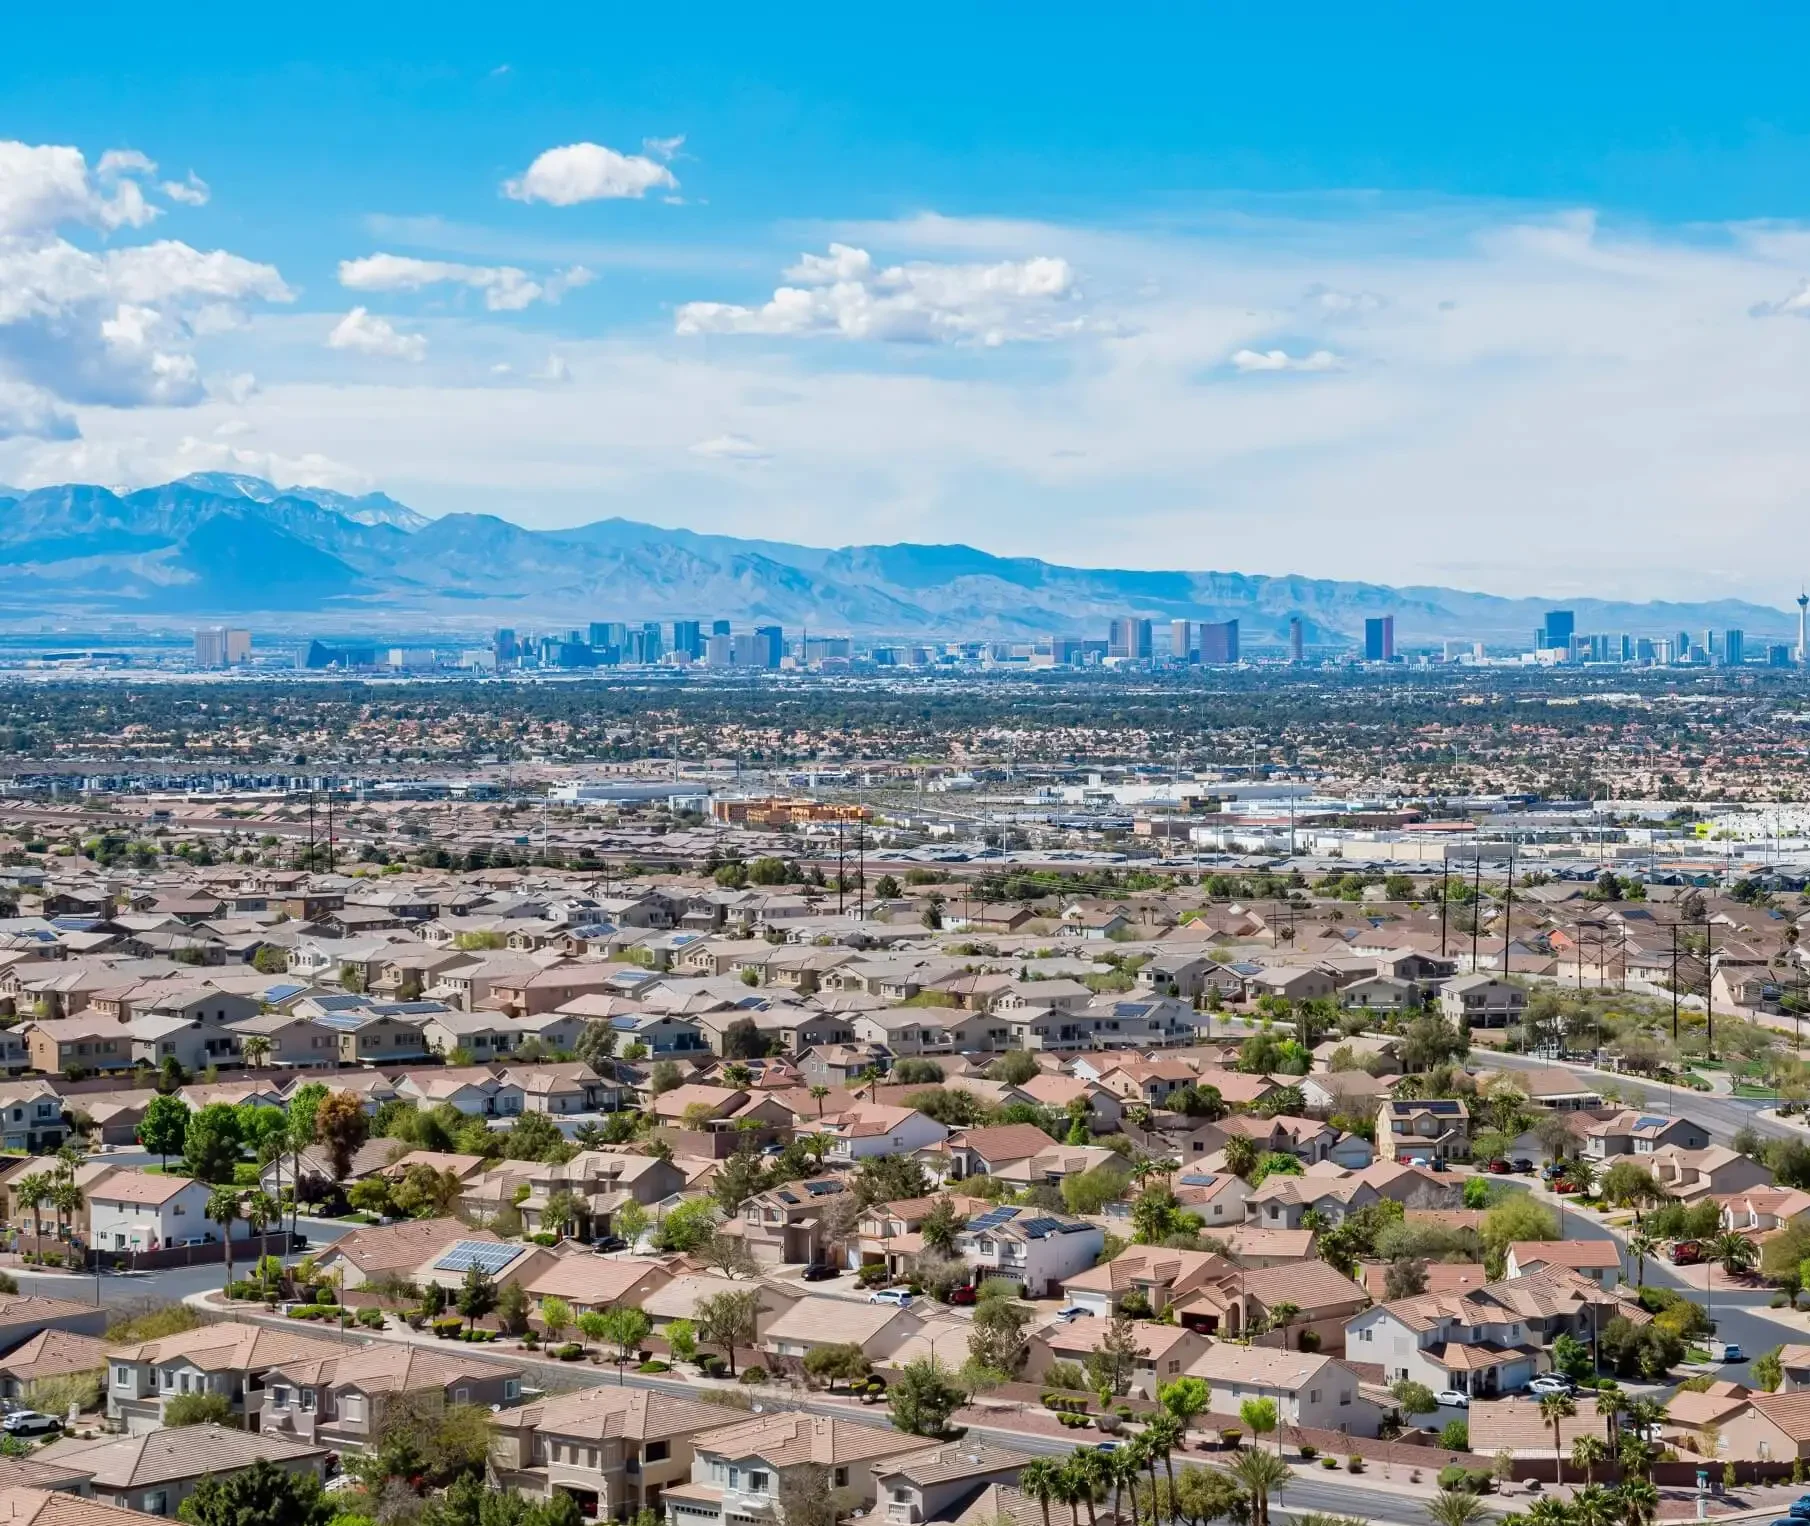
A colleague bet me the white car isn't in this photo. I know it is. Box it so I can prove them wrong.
[1435,1390,1470,1409]
[868,1289,914,1308]
[1528,1376,1575,1397]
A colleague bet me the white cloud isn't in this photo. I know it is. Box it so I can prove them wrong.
[689,433,770,461]
[337,252,592,311]
[0,381,76,441]
[1307,285,1383,317]
[172,435,372,491]
[160,172,210,207]
[206,372,259,405]
[503,142,678,205]
[675,242,1080,344]
[1750,278,1810,318]
[1231,347,1342,372]
[0,140,159,237]
[95,149,156,179]
[326,307,426,361]
[643,135,685,162]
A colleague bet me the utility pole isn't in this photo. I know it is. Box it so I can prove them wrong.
[1469,851,1481,973]
[1501,840,1515,977]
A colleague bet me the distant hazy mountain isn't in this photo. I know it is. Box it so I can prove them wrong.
[0,475,1790,644]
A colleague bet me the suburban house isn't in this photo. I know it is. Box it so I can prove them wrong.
[87,1169,253,1255]
[522,1256,675,1318]
[1504,1240,1623,1288]
[258,1344,523,1450]
[926,1124,1070,1182]
[870,1442,1035,1526]
[1467,1397,1612,1460]
[759,1297,926,1365]
[665,1414,927,1526]
[739,1178,849,1268]
[491,1384,733,1521]
[1183,1344,1378,1436]
[1582,1110,1710,1161]
[312,1217,485,1290]
[1437,975,1527,1028]
[807,1104,949,1164]
[35,1423,329,1518]
[1029,1319,1210,1399]
[1644,1144,1773,1201]
[105,1321,347,1433]
[947,1205,1104,1298]
[0,1328,110,1399]
[1376,1099,1470,1165]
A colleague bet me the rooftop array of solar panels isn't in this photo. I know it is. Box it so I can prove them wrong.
[433,1240,522,1275]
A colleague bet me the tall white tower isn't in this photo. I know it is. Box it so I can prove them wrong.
[1799,589,1808,666]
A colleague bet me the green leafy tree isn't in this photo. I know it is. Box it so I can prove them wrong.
[803,1342,873,1392]
[165,1390,237,1428]
[665,1317,698,1362]
[920,1195,967,1255]
[1085,1313,1143,1397]
[1756,1347,1785,1393]
[696,1288,760,1376]
[888,1357,967,1437]
[966,1285,1033,1378]
[284,1081,327,1235]
[538,1296,572,1342]
[177,1458,335,1526]
[597,1307,653,1383]
[1239,1396,1278,1451]
[138,1094,191,1170]
[183,1103,244,1184]
[456,1264,498,1331]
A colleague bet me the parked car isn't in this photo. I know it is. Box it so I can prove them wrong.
[1,1412,59,1437]
[1435,1390,1470,1409]
[801,1264,840,1282]
[1054,1306,1090,1323]
[869,1289,914,1308]
[947,1285,977,1305]
[1512,1158,1535,1173]
[1784,1496,1810,1520]
[1485,1159,1512,1174]
[1670,1240,1704,1266]
[1528,1376,1575,1397]
[1553,1180,1577,1195]
[590,1235,628,1254]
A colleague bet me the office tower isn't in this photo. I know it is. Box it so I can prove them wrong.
[1799,592,1808,666]
[672,621,702,661]
[1771,644,1794,667]
[1363,616,1394,663]
[1539,610,1575,652]
[752,625,783,668]
[1198,619,1239,664]
[1170,620,1196,662]
[640,621,665,663]
[1635,637,1655,664]
[1724,629,1745,666]
[730,632,766,666]
[1289,616,1304,662]
[1703,629,1717,661]
[1618,634,1633,662]
[1108,617,1152,661]
[711,619,731,636]
[194,628,250,668]
[587,622,610,650]
[1677,629,1691,658]
[705,633,734,667]
[493,628,517,666]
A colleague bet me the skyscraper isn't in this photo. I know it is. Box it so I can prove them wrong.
[672,621,703,661]
[194,628,250,668]
[711,619,731,636]
[1539,610,1574,652]
[1724,629,1745,666]
[1798,591,1807,666]
[1363,616,1394,663]
[1108,617,1152,660]
[754,625,783,668]
[1170,620,1196,662]
[1289,616,1303,662]
[493,628,517,666]
[1198,619,1239,664]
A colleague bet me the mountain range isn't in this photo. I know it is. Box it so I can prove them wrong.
[0,473,1792,647]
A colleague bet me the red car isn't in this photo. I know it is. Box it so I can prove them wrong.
[1485,1159,1512,1174]
[948,1285,977,1306]
[1670,1241,1703,1265]
[1553,1180,1577,1194]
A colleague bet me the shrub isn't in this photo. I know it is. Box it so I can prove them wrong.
[530,1232,558,1247]
[555,1342,585,1361]
[225,1280,260,1300]
[286,1305,323,1320]
[856,1264,888,1285]
[431,1317,464,1338]
[1321,1457,1339,1470]
[1299,1444,1318,1460]
[1220,1430,1242,1449]
[1347,1456,1364,1474]
[358,1308,386,1329]
[638,1360,672,1373]
[740,1367,767,1384]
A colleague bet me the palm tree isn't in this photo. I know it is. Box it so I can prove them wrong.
[1019,1461,1061,1526]
[1616,1476,1659,1526]
[243,1188,279,1267]
[1262,1301,1301,1350]
[1051,1458,1085,1526]
[1426,1489,1488,1526]
[1561,1156,1599,1197]
[1627,1231,1656,1288]
[1572,1435,1608,1487]
[1573,1484,1618,1526]
[1222,1136,1259,1179]
[1539,1391,1578,1486]
[1108,1440,1145,1526]
[1229,1448,1290,1526]
[1145,1413,1184,1507]
[809,1084,830,1118]
[207,1185,242,1291]
[1526,1499,1572,1526]
[1595,1387,1624,1448]
[241,1035,272,1068]
[13,1173,50,1245]
[50,1178,83,1249]
[1064,1449,1108,1526]
[1708,1231,1757,1277]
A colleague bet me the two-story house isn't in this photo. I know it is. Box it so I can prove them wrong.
[105,1321,347,1434]
[665,1414,927,1526]
[1582,1110,1710,1161]
[740,1178,848,1268]
[948,1205,1104,1299]
[870,1442,1035,1526]
[1437,974,1527,1029]
[1376,1098,1470,1165]
[259,1343,522,1451]
[806,1104,949,1164]
[87,1168,254,1255]
[493,1384,733,1521]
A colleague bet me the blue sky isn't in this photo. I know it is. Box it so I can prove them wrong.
[7,4,1810,601]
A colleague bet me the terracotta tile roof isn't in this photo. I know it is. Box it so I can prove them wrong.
[0,1331,109,1384]
[262,1342,519,1394]
[512,1385,728,1443]
[761,1297,917,1349]
[523,1256,673,1306]
[320,1217,490,1275]
[105,1319,344,1371]
[947,1124,1061,1164]
[0,1488,163,1526]
[692,1413,924,1468]
[1467,1398,1611,1454]
[1746,1391,1810,1443]
[876,1441,1036,1486]
[1511,1240,1622,1270]
[34,1423,325,1488]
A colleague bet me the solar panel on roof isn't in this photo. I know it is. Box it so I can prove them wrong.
[1019,1217,1065,1237]
[434,1240,519,1275]
[969,1207,1018,1231]
[1634,1116,1667,1130]
[1419,1101,1464,1114]
[804,1180,841,1196]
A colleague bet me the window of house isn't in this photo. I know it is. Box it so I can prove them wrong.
[454,1387,470,1403]
[646,1441,670,1463]
[113,1365,132,1388]
[270,1386,290,1409]
[748,1472,769,1493]
[833,1468,848,1488]
[504,1379,521,1401]
[143,1492,168,1516]
[301,1390,316,1412]
[343,1395,365,1422]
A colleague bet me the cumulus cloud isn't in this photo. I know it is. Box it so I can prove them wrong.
[675,241,1080,344]
[160,171,210,207]
[337,252,593,311]
[0,140,160,237]
[0,381,77,441]
[689,433,770,461]
[1231,347,1341,372]
[326,306,427,361]
[503,142,678,205]
[172,435,372,491]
